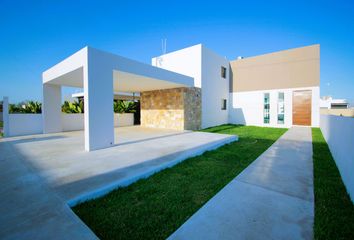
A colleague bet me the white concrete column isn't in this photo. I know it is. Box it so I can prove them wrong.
[43,83,62,133]
[84,55,114,151]
[3,97,9,137]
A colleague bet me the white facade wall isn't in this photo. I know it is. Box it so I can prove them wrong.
[6,113,134,137]
[319,98,331,109]
[229,86,320,128]
[152,44,229,128]
[320,114,354,202]
[152,45,202,87]
[201,46,229,128]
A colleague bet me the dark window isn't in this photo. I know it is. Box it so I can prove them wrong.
[221,99,227,110]
[221,66,227,78]
[331,103,348,109]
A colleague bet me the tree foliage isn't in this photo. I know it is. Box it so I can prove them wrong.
[61,100,84,113]
[8,99,139,114]
[9,101,42,113]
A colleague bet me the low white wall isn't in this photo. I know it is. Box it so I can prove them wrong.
[62,114,85,131]
[114,113,134,127]
[6,113,135,136]
[320,114,354,202]
[8,114,43,136]
[62,113,134,131]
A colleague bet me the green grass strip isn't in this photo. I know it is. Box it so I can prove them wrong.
[73,125,286,240]
[312,128,354,240]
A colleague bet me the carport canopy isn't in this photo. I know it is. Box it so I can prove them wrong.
[42,46,194,151]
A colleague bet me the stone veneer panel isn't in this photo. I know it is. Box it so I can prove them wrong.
[140,87,201,130]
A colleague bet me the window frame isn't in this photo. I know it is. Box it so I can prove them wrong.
[263,93,270,124]
[277,92,285,124]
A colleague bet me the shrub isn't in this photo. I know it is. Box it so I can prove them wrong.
[61,100,84,113]
[113,100,138,114]
[9,101,42,113]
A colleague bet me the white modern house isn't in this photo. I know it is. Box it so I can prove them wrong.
[153,44,320,128]
[3,43,320,151]
[319,96,353,117]
[320,96,349,109]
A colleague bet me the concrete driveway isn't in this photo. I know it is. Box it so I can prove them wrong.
[0,126,236,239]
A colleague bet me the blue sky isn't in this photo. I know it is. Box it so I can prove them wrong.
[0,0,353,104]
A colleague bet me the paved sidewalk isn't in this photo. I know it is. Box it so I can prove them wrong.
[169,127,314,240]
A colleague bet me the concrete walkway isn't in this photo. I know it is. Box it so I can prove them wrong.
[169,127,314,240]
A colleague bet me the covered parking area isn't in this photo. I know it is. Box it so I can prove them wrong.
[42,46,195,151]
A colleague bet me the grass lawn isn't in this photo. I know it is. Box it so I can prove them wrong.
[73,124,287,240]
[312,128,354,239]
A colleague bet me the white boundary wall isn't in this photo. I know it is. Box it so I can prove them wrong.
[8,114,43,136]
[62,114,85,132]
[320,114,354,202]
[229,86,320,128]
[6,113,134,137]
[114,113,134,127]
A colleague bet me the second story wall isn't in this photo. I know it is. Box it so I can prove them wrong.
[230,44,320,92]
[152,44,202,87]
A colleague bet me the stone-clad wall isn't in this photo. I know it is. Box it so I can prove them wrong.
[140,87,201,130]
[184,87,201,130]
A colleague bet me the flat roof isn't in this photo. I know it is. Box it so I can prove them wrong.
[42,46,194,92]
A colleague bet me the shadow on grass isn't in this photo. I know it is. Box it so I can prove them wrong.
[312,128,354,240]
[73,125,287,240]
[201,124,241,133]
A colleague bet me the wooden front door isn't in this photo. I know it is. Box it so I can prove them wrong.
[293,90,312,126]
